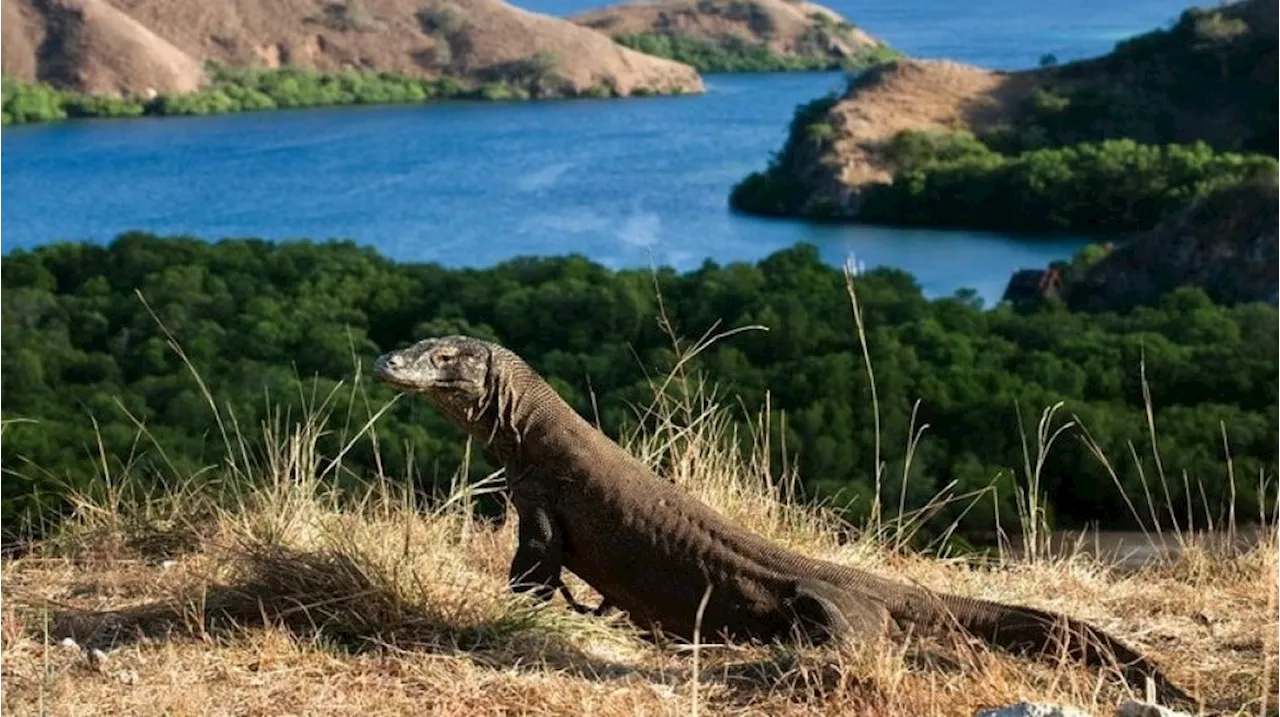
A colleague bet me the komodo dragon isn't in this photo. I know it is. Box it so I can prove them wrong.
[373,335,1191,705]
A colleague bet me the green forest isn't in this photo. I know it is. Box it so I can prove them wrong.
[4,234,1275,544]
[1,61,626,126]
[855,133,1276,232]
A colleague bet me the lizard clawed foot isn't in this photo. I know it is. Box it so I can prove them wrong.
[558,584,613,616]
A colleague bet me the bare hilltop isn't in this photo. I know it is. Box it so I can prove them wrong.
[571,0,891,70]
[0,0,704,98]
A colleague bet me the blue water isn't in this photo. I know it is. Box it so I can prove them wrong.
[533,0,1189,69]
[0,0,1192,303]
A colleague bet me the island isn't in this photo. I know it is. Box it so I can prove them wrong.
[0,0,705,124]
[571,0,900,72]
[729,0,1276,232]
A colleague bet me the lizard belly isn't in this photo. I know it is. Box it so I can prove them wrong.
[566,552,793,642]
[557,484,797,642]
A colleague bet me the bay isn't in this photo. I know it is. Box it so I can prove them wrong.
[0,0,1193,303]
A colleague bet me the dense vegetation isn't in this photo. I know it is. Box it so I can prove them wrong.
[614,33,901,73]
[729,93,842,217]
[730,2,1278,232]
[4,235,1275,544]
[1,62,625,126]
[855,133,1276,232]
[1019,3,1278,155]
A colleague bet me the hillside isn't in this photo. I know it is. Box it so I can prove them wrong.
[1067,176,1280,312]
[748,60,1033,210]
[730,0,1277,222]
[0,0,703,100]
[571,0,898,72]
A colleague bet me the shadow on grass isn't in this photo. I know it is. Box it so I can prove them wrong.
[25,543,671,684]
[23,544,903,706]
[35,547,548,642]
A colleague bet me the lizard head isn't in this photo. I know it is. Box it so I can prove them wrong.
[373,335,493,408]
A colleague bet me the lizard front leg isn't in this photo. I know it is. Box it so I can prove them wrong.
[509,497,565,602]
[510,497,611,615]
[506,499,611,617]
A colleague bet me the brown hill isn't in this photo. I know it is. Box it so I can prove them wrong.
[1,0,205,96]
[2,1,45,81]
[745,58,1036,212]
[571,0,885,64]
[1,0,704,98]
[753,0,1276,214]
[821,60,1033,193]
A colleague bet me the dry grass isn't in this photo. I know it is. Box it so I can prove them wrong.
[819,59,1039,191]
[2,375,1274,716]
[2,285,1275,716]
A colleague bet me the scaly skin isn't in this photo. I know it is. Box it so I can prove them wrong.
[374,335,1192,706]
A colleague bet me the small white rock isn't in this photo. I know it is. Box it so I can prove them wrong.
[87,648,109,669]
[976,702,1094,717]
[1116,701,1192,717]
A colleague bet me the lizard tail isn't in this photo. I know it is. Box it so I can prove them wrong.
[935,593,1192,706]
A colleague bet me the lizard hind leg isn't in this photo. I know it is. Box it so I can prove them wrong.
[788,579,894,649]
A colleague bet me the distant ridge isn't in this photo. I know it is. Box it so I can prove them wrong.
[0,0,704,98]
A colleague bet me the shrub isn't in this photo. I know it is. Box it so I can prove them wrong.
[729,94,840,216]
[614,33,860,72]
[2,75,67,124]
[323,0,377,32]
[63,94,146,119]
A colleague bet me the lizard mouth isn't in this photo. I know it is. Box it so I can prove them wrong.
[375,376,422,392]
[375,372,473,394]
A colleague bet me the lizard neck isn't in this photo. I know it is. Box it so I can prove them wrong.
[467,353,604,473]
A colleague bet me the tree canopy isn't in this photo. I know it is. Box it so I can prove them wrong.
[3,234,1275,543]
